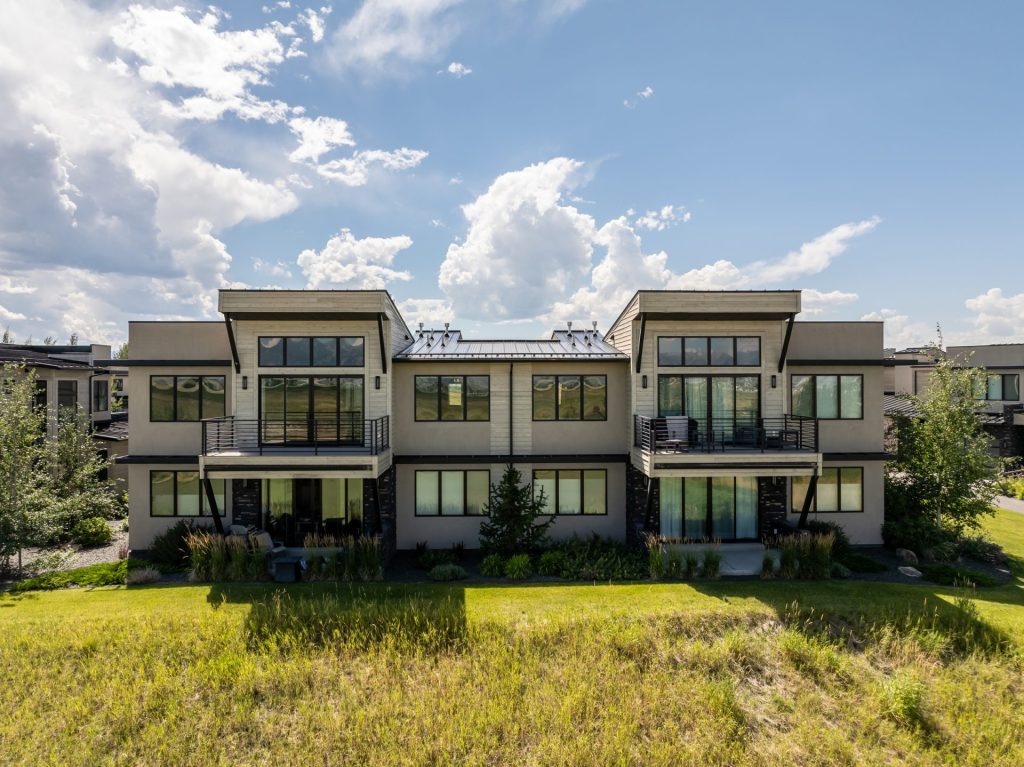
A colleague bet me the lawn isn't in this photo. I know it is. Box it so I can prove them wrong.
[2,514,1024,766]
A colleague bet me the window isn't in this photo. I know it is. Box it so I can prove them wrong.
[57,380,78,410]
[659,476,758,539]
[258,336,365,367]
[150,375,226,422]
[150,471,225,517]
[790,374,862,419]
[532,469,607,515]
[92,379,109,412]
[318,478,364,528]
[975,373,1020,401]
[532,375,607,421]
[414,375,490,421]
[791,468,863,513]
[414,470,490,515]
[657,375,760,425]
[259,375,363,444]
[658,337,761,367]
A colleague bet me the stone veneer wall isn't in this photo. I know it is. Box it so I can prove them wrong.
[989,406,1024,462]
[758,476,787,538]
[626,464,658,545]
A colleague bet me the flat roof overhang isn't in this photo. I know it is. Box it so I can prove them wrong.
[200,452,385,479]
[643,451,823,478]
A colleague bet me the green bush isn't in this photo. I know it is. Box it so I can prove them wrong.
[537,550,567,577]
[480,554,504,577]
[554,535,646,581]
[778,540,799,579]
[416,549,456,571]
[644,535,664,580]
[761,552,775,579]
[666,550,683,579]
[882,475,952,552]
[799,533,834,579]
[924,540,957,563]
[831,561,851,579]
[956,535,1006,566]
[148,520,201,572]
[71,517,112,548]
[841,552,887,573]
[429,564,468,581]
[683,551,699,579]
[917,563,997,587]
[11,561,128,592]
[881,672,927,730]
[504,554,532,580]
[805,520,851,561]
[701,549,722,579]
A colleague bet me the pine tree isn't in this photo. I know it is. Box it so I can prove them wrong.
[477,464,554,555]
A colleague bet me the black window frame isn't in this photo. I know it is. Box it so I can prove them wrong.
[976,373,1021,401]
[789,373,864,420]
[532,469,608,516]
[258,336,365,367]
[531,374,608,421]
[413,469,491,516]
[656,374,762,423]
[92,379,109,412]
[57,380,78,411]
[149,470,225,517]
[149,374,227,422]
[257,374,365,445]
[658,475,761,541]
[413,375,491,422]
[791,467,864,513]
[657,336,762,367]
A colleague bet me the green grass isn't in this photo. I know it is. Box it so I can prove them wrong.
[917,563,998,588]
[2,513,1024,765]
[7,561,127,592]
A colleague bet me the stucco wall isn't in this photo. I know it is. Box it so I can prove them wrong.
[786,459,884,545]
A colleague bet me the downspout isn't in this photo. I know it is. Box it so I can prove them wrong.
[508,363,514,458]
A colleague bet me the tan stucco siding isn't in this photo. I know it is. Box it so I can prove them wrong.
[127,463,232,550]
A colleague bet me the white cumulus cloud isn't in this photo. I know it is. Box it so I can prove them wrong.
[963,288,1024,343]
[633,204,690,231]
[315,148,428,186]
[297,229,414,288]
[624,85,654,108]
[287,116,356,163]
[442,61,472,77]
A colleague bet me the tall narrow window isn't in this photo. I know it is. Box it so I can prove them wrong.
[57,380,78,410]
[92,380,109,412]
[532,375,555,420]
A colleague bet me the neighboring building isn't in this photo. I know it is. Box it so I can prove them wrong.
[886,343,1024,459]
[124,289,892,555]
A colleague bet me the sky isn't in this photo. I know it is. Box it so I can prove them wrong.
[1,0,1022,349]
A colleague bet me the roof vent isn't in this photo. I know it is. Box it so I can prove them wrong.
[567,321,573,333]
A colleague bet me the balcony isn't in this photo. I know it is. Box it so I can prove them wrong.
[634,414,818,455]
[202,415,390,456]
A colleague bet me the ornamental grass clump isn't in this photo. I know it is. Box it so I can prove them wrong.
[504,554,532,580]
[644,534,665,580]
[701,549,722,579]
[480,553,504,577]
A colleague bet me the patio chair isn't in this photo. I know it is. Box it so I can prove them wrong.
[663,416,690,452]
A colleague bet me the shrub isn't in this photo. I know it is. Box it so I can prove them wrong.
[416,549,456,571]
[71,517,112,548]
[480,553,504,577]
[537,550,567,577]
[683,551,699,579]
[917,563,997,587]
[450,541,466,562]
[429,564,468,581]
[555,535,646,581]
[841,552,887,573]
[798,533,833,579]
[644,534,665,580]
[701,549,722,579]
[831,561,851,579]
[11,561,127,592]
[761,552,775,579]
[923,540,957,563]
[478,465,553,556]
[956,535,1006,566]
[149,520,201,572]
[351,536,383,581]
[666,550,683,579]
[805,520,851,561]
[126,566,161,585]
[504,554,532,580]
[778,539,799,579]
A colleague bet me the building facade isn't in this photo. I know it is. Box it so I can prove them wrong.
[124,289,890,554]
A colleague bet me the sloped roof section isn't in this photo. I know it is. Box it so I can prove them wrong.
[883,394,1008,425]
[395,329,629,361]
[0,346,100,370]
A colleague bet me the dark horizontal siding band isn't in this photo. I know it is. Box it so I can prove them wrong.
[788,359,912,366]
[652,461,820,471]
[394,454,629,465]
[822,452,895,461]
[202,464,374,473]
[116,455,199,465]
[98,360,232,367]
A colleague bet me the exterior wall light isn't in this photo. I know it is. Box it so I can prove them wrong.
[375,375,381,390]
[642,375,648,389]
[242,375,248,390]
[771,374,777,388]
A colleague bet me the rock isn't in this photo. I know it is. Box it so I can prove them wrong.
[898,566,922,578]
[896,548,918,565]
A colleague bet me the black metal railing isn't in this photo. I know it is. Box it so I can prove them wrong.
[202,415,390,455]
[633,414,818,454]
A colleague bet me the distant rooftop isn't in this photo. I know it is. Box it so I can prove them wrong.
[395,328,628,361]
[0,345,101,370]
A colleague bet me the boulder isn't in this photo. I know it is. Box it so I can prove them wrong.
[895,548,918,565]
[898,566,922,578]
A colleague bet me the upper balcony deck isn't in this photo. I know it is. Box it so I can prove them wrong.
[202,415,390,457]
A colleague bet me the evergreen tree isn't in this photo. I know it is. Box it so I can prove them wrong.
[478,464,554,555]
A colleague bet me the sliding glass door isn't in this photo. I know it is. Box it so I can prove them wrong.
[658,375,760,436]
[260,375,364,446]
[658,476,759,541]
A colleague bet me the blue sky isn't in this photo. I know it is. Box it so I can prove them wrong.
[1,1,1022,347]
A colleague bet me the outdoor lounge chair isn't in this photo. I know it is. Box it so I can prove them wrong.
[656,416,690,453]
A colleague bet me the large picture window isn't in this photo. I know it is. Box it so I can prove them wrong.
[259,375,363,444]
[150,471,225,517]
[657,374,760,428]
[532,375,607,421]
[791,468,863,513]
[974,373,1020,401]
[657,337,761,367]
[790,374,862,419]
[92,379,109,412]
[532,469,607,515]
[415,470,490,516]
[150,375,226,422]
[659,476,758,540]
[258,336,364,367]
[414,375,490,421]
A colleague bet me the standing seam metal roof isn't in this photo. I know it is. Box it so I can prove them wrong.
[395,329,628,360]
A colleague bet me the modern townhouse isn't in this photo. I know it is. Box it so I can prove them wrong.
[124,288,891,555]
[886,343,1024,459]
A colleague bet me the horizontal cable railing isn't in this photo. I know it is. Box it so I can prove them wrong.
[203,414,390,456]
[633,414,818,454]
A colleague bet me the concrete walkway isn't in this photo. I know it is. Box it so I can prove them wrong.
[668,542,772,576]
[994,495,1024,515]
